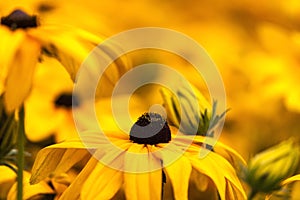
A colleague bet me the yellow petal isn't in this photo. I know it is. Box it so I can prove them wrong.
[190,169,210,192]
[4,35,41,112]
[59,156,98,200]
[124,144,162,200]
[8,171,54,200]
[214,141,247,169]
[0,28,24,94]
[30,139,94,184]
[281,174,300,186]
[81,161,123,199]
[0,166,16,199]
[161,148,192,200]
[225,180,246,200]
[189,149,246,200]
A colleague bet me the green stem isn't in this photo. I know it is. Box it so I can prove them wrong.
[17,107,25,200]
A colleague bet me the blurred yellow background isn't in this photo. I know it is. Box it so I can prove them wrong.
[1,0,300,160]
[2,0,300,198]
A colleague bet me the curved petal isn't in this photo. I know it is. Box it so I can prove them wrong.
[188,149,246,200]
[29,25,101,77]
[81,161,123,200]
[0,28,24,94]
[4,35,41,112]
[30,139,93,184]
[162,149,192,200]
[59,156,98,200]
[225,179,246,200]
[281,174,300,186]
[8,171,54,200]
[124,144,162,200]
[214,141,247,170]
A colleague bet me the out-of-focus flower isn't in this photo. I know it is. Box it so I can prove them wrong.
[30,111,246,200]
[0,165,77,200]
[0,8,102,112]
[244,139,300,198]
[0,166,16,199]
[24,59,78,142]
[25,50,131,142]
[7,170,54,200]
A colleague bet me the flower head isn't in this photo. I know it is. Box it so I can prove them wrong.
[160,84,227,137]
[30,108,246,200]
[0,8,130,113]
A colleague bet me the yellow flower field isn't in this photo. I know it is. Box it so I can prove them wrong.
[1,0,300,199]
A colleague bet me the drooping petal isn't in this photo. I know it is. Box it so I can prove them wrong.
[161,146,192,200]
[189,169,210,192]
[0,28,24,94]
[59,156,98,200]
[213,141,247,170]
[4,35,41,112]
[281,174,300,186]
[225,179,246,200]
[124,144,162,200]
[30,139,94,184]
[188,149,246,200]
[81,161,123,199]
[8,171,54,200]
[28,25,101,81]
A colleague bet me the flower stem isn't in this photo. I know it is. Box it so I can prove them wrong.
[17,106,25,200]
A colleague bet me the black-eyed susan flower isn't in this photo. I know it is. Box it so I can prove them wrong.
[0,7,130,113]
[0,8,96,112]
[24,59,80,142]
[30,112,246,200]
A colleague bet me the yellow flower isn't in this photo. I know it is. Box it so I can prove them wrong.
[24,59,80,142]
[0,165,56,200]
[0,7,130,113]
[30,112,246,200]
[245,139,300,198]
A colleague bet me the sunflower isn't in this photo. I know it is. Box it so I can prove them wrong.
[30,112,246,200]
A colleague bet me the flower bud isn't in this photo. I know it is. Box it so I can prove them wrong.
[245,139,300,193]
[160,83,226,136]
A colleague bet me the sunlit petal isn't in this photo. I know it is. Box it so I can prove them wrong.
[81,161,123,199]
[124,144,162,200]
[59,156,98,200]
[4,36,40,112]
[8,171,54,200]
[188,149,246,200]
[161,147,192,200]
[30,140,93,184]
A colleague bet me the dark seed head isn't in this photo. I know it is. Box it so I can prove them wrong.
[1,9,38,30]
[54,93,80,109]
[129,113,171,145]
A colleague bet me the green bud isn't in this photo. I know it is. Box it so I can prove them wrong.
[160,84,226,136]
[245,139,300,194]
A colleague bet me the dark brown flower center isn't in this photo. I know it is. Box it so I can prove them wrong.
[1,9,38,30]
[130,113,171,145]
[54,93,80,109]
